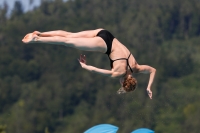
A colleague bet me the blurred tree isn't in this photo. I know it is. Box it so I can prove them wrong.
[11,1,24,17]
[0,2,8,24]
[0,125,6,133]
[0,0,200,133]
[29,0,34,5]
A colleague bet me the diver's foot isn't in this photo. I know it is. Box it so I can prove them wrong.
[22,33,38,43]
[33,31,41,36]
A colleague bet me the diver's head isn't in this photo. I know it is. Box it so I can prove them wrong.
[117,75,137,94]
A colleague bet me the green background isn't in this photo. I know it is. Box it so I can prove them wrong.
[0,0,200,133]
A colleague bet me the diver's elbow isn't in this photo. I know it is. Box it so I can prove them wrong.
[110,71,122,78]
[151,68,156,73]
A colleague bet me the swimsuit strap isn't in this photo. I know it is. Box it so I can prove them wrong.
[111,53,134,73]
[127,53,133,73]
[112,58,127,62]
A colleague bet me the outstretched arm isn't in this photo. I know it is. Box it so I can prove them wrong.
[78,55,119,78]
[137,65,156,99]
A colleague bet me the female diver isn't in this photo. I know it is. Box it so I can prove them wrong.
[22,28,156,99]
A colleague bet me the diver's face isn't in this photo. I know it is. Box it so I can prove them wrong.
[117,87,126,94]
[119,77,124,85]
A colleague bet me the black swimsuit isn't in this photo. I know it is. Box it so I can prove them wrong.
[96,30,134,73]
[96,30,114,55]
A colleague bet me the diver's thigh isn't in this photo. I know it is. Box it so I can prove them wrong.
[66,37,107,52]
[68,29,103,38]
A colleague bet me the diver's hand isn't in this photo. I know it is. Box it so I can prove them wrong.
[147,88,152,99]
[78,54,87,68]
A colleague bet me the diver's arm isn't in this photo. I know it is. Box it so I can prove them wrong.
[78,54,119,78]
[80,63,119,78]
[137,65,156,99]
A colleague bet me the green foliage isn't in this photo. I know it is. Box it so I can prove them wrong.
[0,125,6,133]
[0,0,200,133]
[11,1,24,17]
[45,127,50,133]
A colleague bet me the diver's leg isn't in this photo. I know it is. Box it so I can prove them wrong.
[22,33,107,53]
[33,30,69,37]
[67,28,103,38]
[34,28,103,38]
